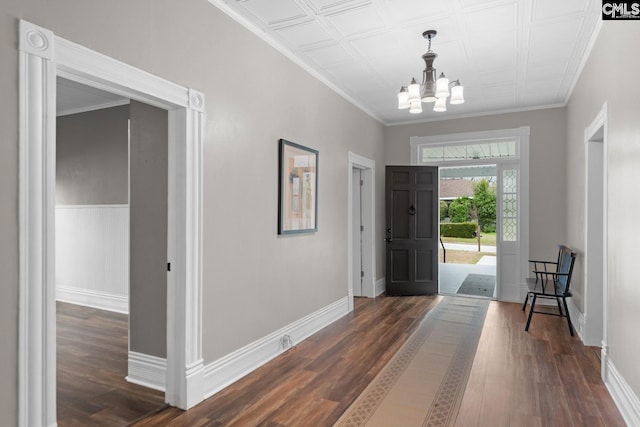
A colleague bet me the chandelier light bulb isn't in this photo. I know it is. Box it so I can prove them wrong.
[450,82,465,105]
[433,96,447,112]
[408,78,421,102]
[397,86,410,109]
[409,99,423,114]
[435,72,450,99]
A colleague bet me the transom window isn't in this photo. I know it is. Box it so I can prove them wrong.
[421,140,517,163]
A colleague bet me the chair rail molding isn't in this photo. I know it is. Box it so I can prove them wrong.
[18,19,205,426]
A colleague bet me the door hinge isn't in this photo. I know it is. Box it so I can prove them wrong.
[360,179,364,186]
[360,225,364,232]
[361,271,364,278]
[167,262,171,272]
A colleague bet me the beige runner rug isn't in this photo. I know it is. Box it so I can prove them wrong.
[335,296,489,427]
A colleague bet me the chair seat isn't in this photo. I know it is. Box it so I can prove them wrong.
[525,277,572,298]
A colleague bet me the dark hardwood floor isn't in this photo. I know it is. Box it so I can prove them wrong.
[455,301,626,427]
[59,296,626,426]
[133,295,440,426]
[57,302,167,426]
[133,296,625,427]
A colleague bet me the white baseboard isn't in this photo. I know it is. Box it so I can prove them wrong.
[499,282,522,303]
[567,299,585,341]
[602,349,640,426]
[203,296,349,399]
[375,278,385,296]
[518,283,528,303]
[56,285,128,314]
[126,351,166,392]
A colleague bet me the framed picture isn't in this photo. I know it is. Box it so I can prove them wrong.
[278,139,318,234]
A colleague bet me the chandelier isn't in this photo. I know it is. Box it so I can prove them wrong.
[397,30,464,114]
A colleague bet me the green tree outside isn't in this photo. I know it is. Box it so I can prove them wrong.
[472,179,496,232]
[439,200,448,221]
[448,196,472,223]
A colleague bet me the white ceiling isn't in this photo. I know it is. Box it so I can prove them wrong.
[57,78,128,116]
[210,0,601,125]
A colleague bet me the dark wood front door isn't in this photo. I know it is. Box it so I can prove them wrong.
[385,166,439,295]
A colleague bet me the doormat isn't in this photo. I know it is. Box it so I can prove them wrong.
[334,297,490,427]
[457,274,495,298]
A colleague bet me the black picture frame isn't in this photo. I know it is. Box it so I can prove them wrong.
[278,139,319,235]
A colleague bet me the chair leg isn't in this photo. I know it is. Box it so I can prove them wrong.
[562,297,574,336]
[522,293,529,311]
[525,294,537,331]
[556,297,564,315]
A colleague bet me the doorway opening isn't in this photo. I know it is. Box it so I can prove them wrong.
[411,127,530,302]
[583,103,608,352]
[55,78,171,424]
[438,165,497,298]
[347,152,376,311]
[19,20,205,426]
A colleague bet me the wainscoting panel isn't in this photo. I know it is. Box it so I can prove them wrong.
[56,205,129,312]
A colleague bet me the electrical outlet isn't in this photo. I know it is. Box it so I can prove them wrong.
[281,334,294,350]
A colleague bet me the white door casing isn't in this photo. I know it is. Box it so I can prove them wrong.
[583,103,608,353]
[352,168,363,296]
[18,20,205,426]
[347,152,376,308]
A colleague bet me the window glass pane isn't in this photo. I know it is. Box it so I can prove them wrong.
[503,218,517,242]
[503,169,517,193]
[422,146,444,162]
[502,169,518,242]
[503,194,517,217]
[420,140,517,162]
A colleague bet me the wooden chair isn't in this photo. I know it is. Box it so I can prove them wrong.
[523,245,577,336]
[522,244,570,311]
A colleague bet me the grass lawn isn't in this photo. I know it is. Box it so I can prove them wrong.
[440,232,496,246]
[439,249,494,264]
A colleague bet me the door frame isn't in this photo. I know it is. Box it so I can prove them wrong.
[410,127,530,302]
[583,102,608,353]
[18,20,205,426]
[351,168,363,297]
[347,152,376,309]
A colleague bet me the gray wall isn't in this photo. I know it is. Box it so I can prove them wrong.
[56,105,130,205]
[56,100,169,358]
[565,22,640,399]
[129,100,168,358]
[0,1,386,421]
[384,108,568,261]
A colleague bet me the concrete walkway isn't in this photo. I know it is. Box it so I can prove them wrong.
[442,242,496,253]
[439,262,496,295]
